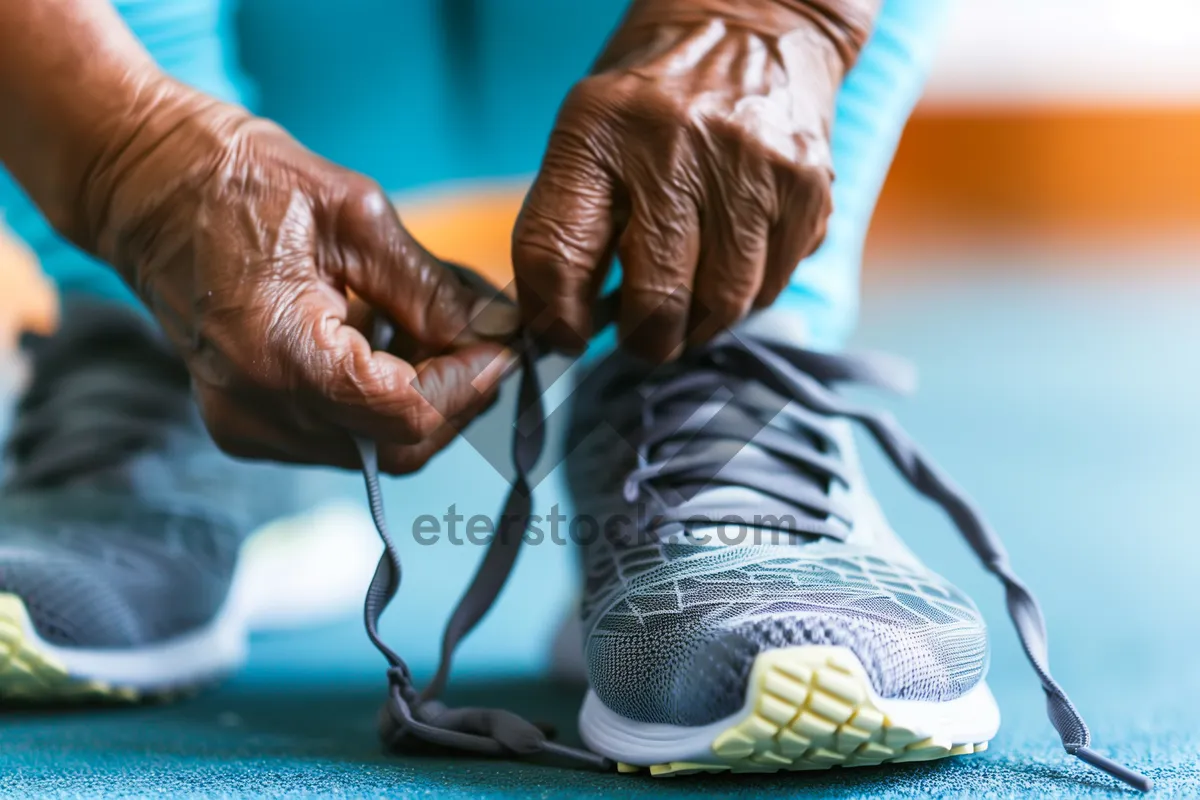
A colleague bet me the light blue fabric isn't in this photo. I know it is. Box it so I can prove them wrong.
[785,0,948,349]
[0,0,943,351]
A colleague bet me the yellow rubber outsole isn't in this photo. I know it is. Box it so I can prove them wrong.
[617,646,990,777]
[0,592,193,705]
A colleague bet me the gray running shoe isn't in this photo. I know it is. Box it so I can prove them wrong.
[0,301,376,702]
[557,314,1141,787]
[563,320,995,773]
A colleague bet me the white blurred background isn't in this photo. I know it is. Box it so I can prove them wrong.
[927,0,1200,106]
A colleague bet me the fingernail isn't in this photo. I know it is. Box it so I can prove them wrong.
[471,347,521,393]
[469,298,521,340]
[499,347,521,378]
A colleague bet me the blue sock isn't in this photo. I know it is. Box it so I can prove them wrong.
[778,0,949,350]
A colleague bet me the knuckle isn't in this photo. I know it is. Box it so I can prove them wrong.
[718,152,776,215]
[632,121,697,184]
[716,211,770,263]
[622,82,692,134]
[399,398,444,440]
[697,288,750,327]
[625,283,691,320]
[778,159,832,198]
[343,176,394,226]
[321,345,392,409]
[619,215,695,274]
[659,152,703,205]
[514,192,611,287]
[513,216,591,285]
[562,74,622,119]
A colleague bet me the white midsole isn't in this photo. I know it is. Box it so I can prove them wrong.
[8,501,379,690]
[579,667,1001,765]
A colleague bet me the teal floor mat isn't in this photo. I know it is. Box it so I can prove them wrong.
[2,273,1198,798]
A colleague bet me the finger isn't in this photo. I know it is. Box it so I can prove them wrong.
[295,307,516,444]
[755,165,832,309]
[377,384,503,475]
[345,294,448,367]
[193,382,361,469]
[616,174,701,363]
[688,211,769,347]
[512,82,619,353]
[334,179,519,349]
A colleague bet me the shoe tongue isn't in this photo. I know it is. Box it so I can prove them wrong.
[635,332,836,545]
[731,307,810,349]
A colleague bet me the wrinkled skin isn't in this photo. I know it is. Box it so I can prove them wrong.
[514,0,878,362]
[0,0,878,471]
[77,80,519,474]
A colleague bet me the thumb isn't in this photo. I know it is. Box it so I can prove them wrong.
[336,182,520,350]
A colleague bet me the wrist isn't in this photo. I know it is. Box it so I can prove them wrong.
[608,0,878,75]
[780,1,879,71]
[75,76,249,280]
[37,62,176,246]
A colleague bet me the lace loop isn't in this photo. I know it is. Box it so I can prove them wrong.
[354,319,612,771]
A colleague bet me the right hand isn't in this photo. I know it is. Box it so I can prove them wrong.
[512,0,876,363]
[70,77,519,474]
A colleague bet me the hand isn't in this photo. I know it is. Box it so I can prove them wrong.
[513,0,877,362]
[74,77,519,473]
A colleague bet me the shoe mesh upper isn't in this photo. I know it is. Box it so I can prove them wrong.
[566,338,990,726]
[580,535,987,725]
[0,302,294,648]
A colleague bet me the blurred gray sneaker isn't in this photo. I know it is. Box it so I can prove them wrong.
[0,301,378,702]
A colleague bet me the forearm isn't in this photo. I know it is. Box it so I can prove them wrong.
[0,1,179,248]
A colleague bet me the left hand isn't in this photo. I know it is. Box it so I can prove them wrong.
[72,78,519,474]
[513,0,878,362]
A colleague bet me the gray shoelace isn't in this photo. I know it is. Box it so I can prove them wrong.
[354,308,1150,792]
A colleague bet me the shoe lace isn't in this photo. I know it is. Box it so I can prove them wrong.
[354,306,1150,791]
[613,339,915,543]
[6,311,190,491]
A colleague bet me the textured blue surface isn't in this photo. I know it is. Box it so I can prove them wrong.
[3,273,1198,797]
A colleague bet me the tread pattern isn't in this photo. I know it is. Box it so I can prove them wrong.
[618,646,989,777]
[0,592,177,704]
